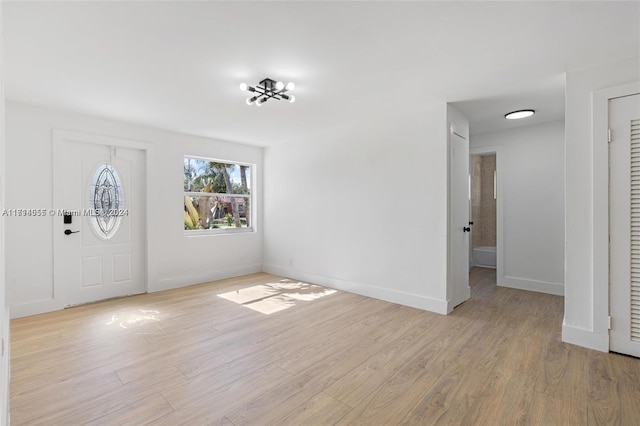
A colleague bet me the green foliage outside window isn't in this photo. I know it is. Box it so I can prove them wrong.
[184,157,252,232]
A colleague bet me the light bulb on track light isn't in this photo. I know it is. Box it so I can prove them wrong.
[286,82,295,91]
[275,81,285,90]
[239,82,248,91]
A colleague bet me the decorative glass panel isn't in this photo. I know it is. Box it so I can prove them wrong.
[88,163,125,239]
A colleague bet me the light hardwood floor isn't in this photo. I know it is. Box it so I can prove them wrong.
[10,268,640,425]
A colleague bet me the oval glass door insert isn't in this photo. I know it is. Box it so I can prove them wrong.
[88,163,125,239]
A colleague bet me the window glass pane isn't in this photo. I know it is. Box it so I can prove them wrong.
[184,157,253,233]
[184,195,250,230]
[183,157,251,195]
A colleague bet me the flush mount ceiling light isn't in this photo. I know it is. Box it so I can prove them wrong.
[240,78,295,106]
[504,109,535,120]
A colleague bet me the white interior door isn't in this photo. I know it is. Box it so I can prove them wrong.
[609,93,640,357]
[53,132,146,307]
[449,129,471,310]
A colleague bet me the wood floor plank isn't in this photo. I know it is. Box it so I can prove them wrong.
[492,316,554,376]
[206,417,235,426]
[334,319,485,424]
[460,369,536,425]
[86,393,173,426]
[24,367,186,425]
[273,391,352,425]
[151,363,292,426]
[274,303,401,375]
[588,353,621,424]
[225,331,388,425]
[10,268,639,425]
[534,330,590,404]
[527,393,587,426]
[324,316,453,408]
[161,362,291,412]
[12,333,153,386]
[223,368,327,425]
[400,363,488,425]
[609,353,640,425]
[10,369,124,424]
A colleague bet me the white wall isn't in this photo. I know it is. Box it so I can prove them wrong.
[263,104,451,314]
[0,2,11,422]
[5,102,263,318]
[472,120,565,295]
[564,57,640,351]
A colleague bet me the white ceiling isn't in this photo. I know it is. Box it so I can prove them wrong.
[3,1,639,146]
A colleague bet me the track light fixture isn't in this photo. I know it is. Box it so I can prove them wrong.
[240,78,296,106]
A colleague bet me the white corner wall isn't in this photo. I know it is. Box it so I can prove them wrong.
[564,57,640,352]
[5,102,263,318]
[262,105,450,314]
[472,120,565,296]
[0,2,11,423]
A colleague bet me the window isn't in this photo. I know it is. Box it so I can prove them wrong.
[89,163,125,239]
[184,156,253,233]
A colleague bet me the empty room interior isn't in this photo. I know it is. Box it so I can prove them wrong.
[0,1,639,424]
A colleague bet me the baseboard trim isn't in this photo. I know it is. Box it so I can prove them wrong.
[262,264,449,315]
[562,320,609,352]
[150,263,262,293]
[10,264,263,318]
[9,299,65,319]
[500,275,564,296]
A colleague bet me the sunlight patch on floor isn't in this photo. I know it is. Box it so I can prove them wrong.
[105,308,160,330]
[217,279,337,314]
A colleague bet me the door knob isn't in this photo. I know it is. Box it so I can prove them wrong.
[64,229,79,235]
[468,221,474,225]
[463,227,471,232]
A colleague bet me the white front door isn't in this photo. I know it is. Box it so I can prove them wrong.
[53,131,146,307]
[449,129,471,310]
[609,93,640,357]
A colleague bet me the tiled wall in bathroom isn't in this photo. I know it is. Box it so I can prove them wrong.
[470,154,496,248]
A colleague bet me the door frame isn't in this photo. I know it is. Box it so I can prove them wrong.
[592,82,640,351]
[52,129,151,307]
[469,145,504,286]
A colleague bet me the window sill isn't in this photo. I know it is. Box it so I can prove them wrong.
[184,227,255,237]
